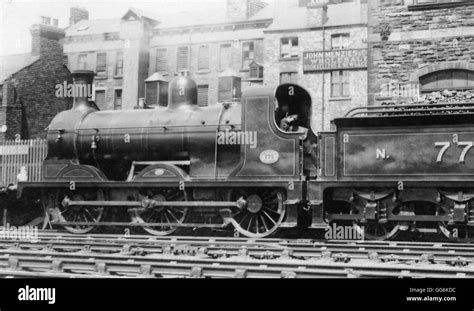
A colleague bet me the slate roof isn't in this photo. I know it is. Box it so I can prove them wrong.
[0,53,40,83]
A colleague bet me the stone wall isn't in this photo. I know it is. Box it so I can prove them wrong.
[264,26,368,132]
[368,0,474,104]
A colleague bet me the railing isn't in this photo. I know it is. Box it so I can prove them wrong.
[0,139,47,187]
[344,102,474,118]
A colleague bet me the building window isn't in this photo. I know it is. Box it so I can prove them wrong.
[331,70,350,97]
[219,43,232,70]
[114,89,122,110]
[280,72,298,84]
[409,0,468,10]
[155,48,167,72]
[198,85,209,107]
[94,90,106,108]
[63,54,68,66]
[104,33,118,41]
[242,41,255,69]
[249,61,263,79]
[115,51,123,76]
[281,37,299,59]
[177,46,189,72]
[96,52,107,77]
[41,16,51,25]
[77,54,87,70]
[420,69,474,93]
[52,19,58,27]
[331,34,350,50]
[198,45,210,70]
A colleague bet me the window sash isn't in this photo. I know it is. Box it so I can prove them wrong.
[115,51,123,76]
[219,44,232,70]
[280,73,298,84]
[198,45,210,70]
[96,53,107,76]
[420,70,474,92]
[281,37,299,58]
[242,41,255,68]
[198,85,209,107]
[331,34,350,50]
[331,70,350,97]
[94,90,106,107]
[177,46,189,71]
[77,54,87,70]
[114,90,122,110]
[155,48,167,72]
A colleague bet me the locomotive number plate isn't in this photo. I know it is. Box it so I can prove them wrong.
[259,150,280,164]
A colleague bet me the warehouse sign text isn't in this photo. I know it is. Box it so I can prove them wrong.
[303,49,367,72]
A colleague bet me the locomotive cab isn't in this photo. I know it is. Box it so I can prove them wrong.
[274,84,318,176]
[274,84,316,142]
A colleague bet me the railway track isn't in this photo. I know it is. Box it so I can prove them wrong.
[0,231,473,278]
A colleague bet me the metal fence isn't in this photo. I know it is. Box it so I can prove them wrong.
[0,139,47,186]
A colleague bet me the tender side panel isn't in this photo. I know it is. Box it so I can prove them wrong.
[340,126,474,181]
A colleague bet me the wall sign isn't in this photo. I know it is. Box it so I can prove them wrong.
[303,49,367,72]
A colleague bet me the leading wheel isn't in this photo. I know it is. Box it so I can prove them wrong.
[352,221,400,241]
[44,189,105,234]
[227,188,285,238]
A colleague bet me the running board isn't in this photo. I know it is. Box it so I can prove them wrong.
[52,221,228,228]
[64,199,238,208]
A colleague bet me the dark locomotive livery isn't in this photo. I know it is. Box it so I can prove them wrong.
[15,70,474,241]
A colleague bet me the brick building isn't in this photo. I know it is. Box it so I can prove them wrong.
[64,2,272,110]
[0,20,72,141]
[148,0,273,107]
[63,0,369,132]
[368,0,474,105]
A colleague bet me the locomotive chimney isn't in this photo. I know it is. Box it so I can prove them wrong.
[71,70,97,111]
[168,70,198,109]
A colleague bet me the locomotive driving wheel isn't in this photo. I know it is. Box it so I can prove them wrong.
[43,189,105,234]
[326,201,400,241]
[352,221,400,241]
[438,222,471,242]
[227,188,285,238]
[135,188,188,236]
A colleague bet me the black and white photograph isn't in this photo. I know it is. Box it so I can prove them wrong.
[0,0,473,308]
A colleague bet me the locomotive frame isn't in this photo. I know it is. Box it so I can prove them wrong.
[11,70,474,241]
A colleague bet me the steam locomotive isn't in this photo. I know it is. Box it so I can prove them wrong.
[15,70,474,241]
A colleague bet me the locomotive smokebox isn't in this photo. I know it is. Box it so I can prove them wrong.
[71,70,96,111]
[168,70,198,109]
